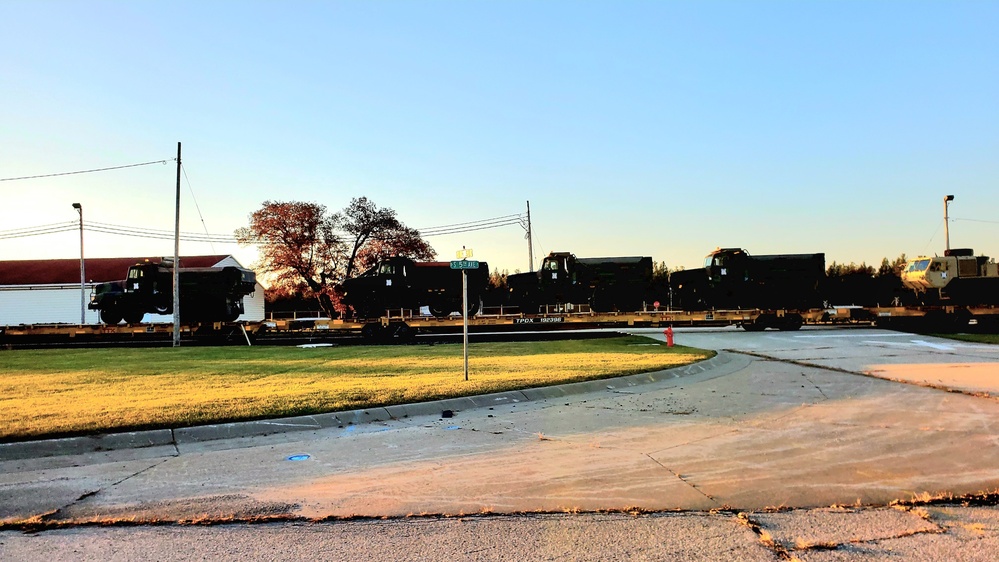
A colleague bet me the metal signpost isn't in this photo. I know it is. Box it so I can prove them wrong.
[451,249,477,381]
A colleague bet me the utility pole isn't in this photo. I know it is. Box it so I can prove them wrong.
[173,142,182,347]
[72,203,85,324]
[526,200,534,272]
[943,194,955,252]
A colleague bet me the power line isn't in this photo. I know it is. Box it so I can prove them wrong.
[0,222,78,240]
[180,163,216,252]
[0,212,528,244]
[418,214,524,237]
[0,159,175,182]
[953,217,999,225]
[87,222,238,243]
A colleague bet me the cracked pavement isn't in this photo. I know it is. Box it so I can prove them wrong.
[3,326,999,560]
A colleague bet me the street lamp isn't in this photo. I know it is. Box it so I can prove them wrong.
[72,203,85,324]
[943,195,955,252]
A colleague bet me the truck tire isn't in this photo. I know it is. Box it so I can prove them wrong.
[429,303,451,318]
[153,295,170,314]
[466,301,480,316]
[100,308,123,325]
[123,309,145,324]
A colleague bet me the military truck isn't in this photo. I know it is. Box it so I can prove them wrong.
[340,256,489,319]
[671,248,825,311]
[89,260,257,324]
[901,248,999,305]
[506,252,654,313]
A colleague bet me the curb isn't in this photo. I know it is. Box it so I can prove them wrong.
[0,352,732,462]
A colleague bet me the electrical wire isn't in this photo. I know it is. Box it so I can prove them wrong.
[86,222,238,243]
[1,212,528,244]
[0,221,78,240]
[0,159,175,182]
[953,217,999,225]
[417,215,524,237]
[181,163,216,252]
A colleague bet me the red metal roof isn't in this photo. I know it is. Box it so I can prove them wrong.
[0,255,234,286]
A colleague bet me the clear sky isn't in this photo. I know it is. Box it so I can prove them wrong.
[2,1,996,278]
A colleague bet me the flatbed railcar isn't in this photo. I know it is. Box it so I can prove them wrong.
[5,301,998,347]
[0,321,265,348]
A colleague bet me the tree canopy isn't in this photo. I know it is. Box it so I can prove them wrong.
[235,198,435,317]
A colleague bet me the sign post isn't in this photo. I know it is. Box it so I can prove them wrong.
[451,249,477,381]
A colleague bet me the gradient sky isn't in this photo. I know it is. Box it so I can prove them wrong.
[2,1,997,277]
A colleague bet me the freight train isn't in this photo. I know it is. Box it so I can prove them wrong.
[89,259,257,324]
[337,246,999,331]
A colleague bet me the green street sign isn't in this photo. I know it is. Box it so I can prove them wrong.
[450,259,480,270]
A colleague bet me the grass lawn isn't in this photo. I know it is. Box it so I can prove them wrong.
[0,336,712,442]
[935,333,999,345]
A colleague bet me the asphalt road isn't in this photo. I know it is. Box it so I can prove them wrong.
[3,325,999,560]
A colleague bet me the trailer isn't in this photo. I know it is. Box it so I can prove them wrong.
[6,301,999,348]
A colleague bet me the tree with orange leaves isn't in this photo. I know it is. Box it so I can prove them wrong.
[235,198,435,318]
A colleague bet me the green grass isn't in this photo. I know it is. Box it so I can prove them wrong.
[0,336,713,442]
[932,333,999,345]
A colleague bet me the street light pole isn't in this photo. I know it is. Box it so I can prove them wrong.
[944,195,955,252]
[72,203,85,324]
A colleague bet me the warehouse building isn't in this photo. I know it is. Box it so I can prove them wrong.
[0,255,264,325]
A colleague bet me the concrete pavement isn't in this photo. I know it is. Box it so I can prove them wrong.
[3,326,999,560]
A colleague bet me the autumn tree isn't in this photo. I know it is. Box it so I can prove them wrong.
[492,267,511,288]
[235,198,435,318]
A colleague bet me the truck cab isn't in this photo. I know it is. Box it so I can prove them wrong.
[703,248,751,286]
[341,257,417,318]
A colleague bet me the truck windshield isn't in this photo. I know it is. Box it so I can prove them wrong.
[127,268,143,279]
[706,256,725,268]
[905,259,931,273]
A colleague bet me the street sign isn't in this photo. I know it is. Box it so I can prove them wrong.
[450,259,480,270]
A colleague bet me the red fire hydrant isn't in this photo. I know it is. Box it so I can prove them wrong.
[664,325,674,347]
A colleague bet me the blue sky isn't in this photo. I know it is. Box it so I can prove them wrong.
[2,1,997,276]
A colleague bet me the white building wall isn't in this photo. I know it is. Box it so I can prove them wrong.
[241,282,266,322]
[0,284,101,325]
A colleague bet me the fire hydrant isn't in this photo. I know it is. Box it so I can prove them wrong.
[664,326,674,347]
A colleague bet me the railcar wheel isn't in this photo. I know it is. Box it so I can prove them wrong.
[777,314,804,331]
[392,323,414,341]
[361,322,385,340]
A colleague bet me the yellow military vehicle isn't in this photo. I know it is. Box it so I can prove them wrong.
[901,248,999,305]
